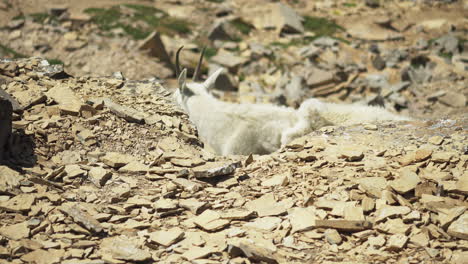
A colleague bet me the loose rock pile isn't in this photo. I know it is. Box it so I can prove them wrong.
[0,58,466,264]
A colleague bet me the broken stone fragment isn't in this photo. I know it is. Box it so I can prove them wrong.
[447,213,468,240]
[315,220,372,232]
[0,165,23,193]
[227,237,281,264]
[138,31,172,66]
[288,207,316,233]
[324,229,342,245]
[102,98,146,124]
[59,204,103,233]
[149,227,185,247]
[246,193,293,217]
[88,166,112,187]
[0,193,35,212]
[192,161,241,179]
[101,152,135,168]
[261,173,289,187]
[390,168,420,194]
[46,85,83,115]
[193,210,230,231]
[0,221,30,240]
[179,198,209,215]
[99,236,151,262]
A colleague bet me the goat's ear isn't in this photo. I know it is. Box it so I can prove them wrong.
[178,68,187,90]
[203,68,223,89]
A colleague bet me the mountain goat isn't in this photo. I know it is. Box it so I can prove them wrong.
[173,47,410,155]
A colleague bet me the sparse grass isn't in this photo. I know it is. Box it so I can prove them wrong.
[47,58,64,65]
[84,4,192,40]
[270,16,346,49]
[230,19,253,35]
[303,16,344,37]
[30,12,61,24]
[343,2,357,7]
[204,47,218,59]
[206,0,225,3]
[0,44,27,58]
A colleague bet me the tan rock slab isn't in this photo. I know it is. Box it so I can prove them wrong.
[194,210,230,231]
[103,98,146,124]
[386,234,408,250]
[221,209,256,220]
[0,221,30,240]
[100,236,151,262]
[447,213,468,240]
[0,165,24,192]
[118,161,149,174]
[179,199,209,215]
[246,193,293,217]
[88,166,112,187]
[21,249,64,264]
[368,235,386,248]
[438,206,466,228]
[192,161,240,179]
[101,152,135,168]
[46,85,83,115]
[149,227,185,247]
[227,237,281,263]
[432,152,455,162]
[288,207,316,233]
[64,164,86,178]
[455,174,468,194]
[0,193,35,212]
[59,204,103,233]
[244,217,282,231]
[358,177,387,198]
[344,204,365,221]
[171,178,203,192]
[324,229,342,245]
[390,169,420,194]
[375,206,411,222]
[339,149,364,162]
[261,173,289,187]
[377,218,410,234]
[182,246,217,261]
[315,220,372,232]
[409,232,429,247]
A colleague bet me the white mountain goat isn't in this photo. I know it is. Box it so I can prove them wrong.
[172,47,410,155]
[299,98,411,126]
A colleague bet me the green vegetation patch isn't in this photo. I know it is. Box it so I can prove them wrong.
[230,19,253,35]
[206,0,225,3]
[47,58,64,65]
[0,44,27,59]
[303,16,344,37]
[84,4,192,40]
[270,16,346,49]
[343,2,357,7]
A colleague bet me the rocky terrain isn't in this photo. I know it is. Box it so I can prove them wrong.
[0,0,467,263]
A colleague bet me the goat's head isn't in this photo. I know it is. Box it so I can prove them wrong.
[173,46,223,111]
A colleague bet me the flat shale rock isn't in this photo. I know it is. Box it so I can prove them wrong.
[46,85,83,115]
[0,221,30,240]
[447,213,468,240]
[0,165,23,191]
[149,227,185,247]
[194,210,230,231]
[99,236,151,262]
[101,152,136,168]
[246,193,293,217]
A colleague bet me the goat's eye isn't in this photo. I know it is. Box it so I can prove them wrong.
[182,87,195,97]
